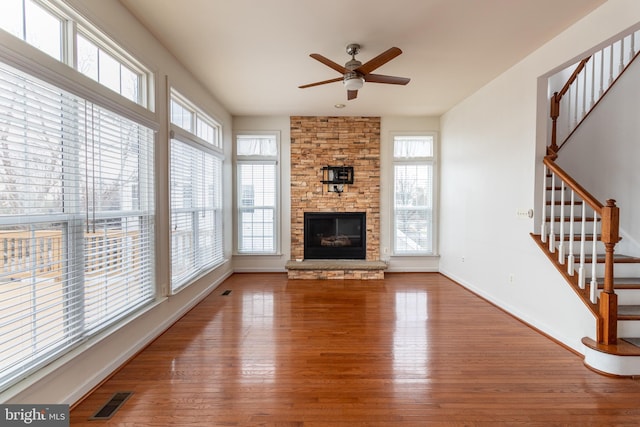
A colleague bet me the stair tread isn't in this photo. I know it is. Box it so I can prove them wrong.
[546,201,583,205]
[584,254,640,264]
[582,336,640,356]
[545,216,599,222]
[619,305,640,320]
[623,337,640,348]
[619,305,640,314]
[554,234,596,241]
[596,277,640,288]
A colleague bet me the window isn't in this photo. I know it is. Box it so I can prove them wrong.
[393,135,436,255]
[170,93,220,148]
[170,90,223,292]
[0,61,155,391]
[0,0,152,109]
[0,0,64,61]
[236,134,278,254]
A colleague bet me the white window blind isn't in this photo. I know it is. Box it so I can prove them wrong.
[236,135,278,254]
[393,136,434,254]
[170,139,223,291]
[0,61,155,391]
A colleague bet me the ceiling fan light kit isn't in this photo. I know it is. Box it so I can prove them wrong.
[299,43,410,100]
[344,74,364,91]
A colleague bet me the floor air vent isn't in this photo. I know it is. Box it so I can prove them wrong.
[222,290,232,295]
[89,391,133,420]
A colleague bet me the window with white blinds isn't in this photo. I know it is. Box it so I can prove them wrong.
[169,90,223,292]
[0,61,155,391]
[236,134,278,254]
[393,135,435,254]
[170,139,223,290]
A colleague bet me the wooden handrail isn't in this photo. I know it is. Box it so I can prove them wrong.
[558,57,591,100]
[549,57,591,152]
[543,155,603,213]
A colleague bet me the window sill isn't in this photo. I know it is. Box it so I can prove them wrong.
[233,252,283,257]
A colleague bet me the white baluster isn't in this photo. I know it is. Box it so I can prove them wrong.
[609,43,614,85]
[573,79,579,127]
[620,38,625,73]
[599,49,605,97]
[581,67,587,120]
[590,55,595,108]
[541,165,548,243]
[548,174,556,253]
[567,190,575,274]
[590,210,599,304]
[578,201,586,289]
[558,181,566,264]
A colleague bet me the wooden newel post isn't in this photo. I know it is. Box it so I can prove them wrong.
[599,199,620,345]
[549,92,560,154]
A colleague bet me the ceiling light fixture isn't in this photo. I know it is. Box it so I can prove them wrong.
[334,103,346,109]
[343,74,364,91]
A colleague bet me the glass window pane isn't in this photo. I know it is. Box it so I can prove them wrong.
[0,0,24,38]
[77,34,99,80]
[98,50,120,93]
[25,0,62,60]
[120,64,138,103]
[394,162,433,254]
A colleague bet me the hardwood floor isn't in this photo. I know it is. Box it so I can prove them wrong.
[70,273,640,426]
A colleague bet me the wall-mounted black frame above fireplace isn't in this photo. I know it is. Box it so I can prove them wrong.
[304,212,366,260]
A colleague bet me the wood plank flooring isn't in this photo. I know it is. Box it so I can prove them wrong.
[70,273,640,426]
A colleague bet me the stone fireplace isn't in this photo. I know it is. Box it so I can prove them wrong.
[287,116,384,279]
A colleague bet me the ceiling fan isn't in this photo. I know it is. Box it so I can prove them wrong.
[299,43,410,100]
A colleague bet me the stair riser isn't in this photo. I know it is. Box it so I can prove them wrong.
[613,289,640,305]
[580,264,640,279]
[618,320,640,337]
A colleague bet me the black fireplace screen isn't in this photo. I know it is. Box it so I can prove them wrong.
[304,212,366,259]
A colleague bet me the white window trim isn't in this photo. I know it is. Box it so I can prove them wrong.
[234,131,281,256]
[390,131,439,257]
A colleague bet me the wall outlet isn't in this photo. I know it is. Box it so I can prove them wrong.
[508,274,515,284]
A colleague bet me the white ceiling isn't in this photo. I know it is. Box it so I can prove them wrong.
[119,0,605,117]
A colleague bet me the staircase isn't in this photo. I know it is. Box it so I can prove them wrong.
[532,28,640,376]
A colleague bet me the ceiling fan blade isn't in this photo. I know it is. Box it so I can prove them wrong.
[355,47,402,75]
[347,90,358,100]
[299,77,343,89]
[310,53,349,74]
[364,74,410,85]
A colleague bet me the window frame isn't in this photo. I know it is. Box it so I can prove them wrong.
[391,132,438,256]
[169,89,224,293]
[0,0,154,110]
[234,132,280,255]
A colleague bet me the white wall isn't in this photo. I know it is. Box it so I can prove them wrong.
[2,0,234,404]
[439,0,640,353]
[232,115,441,272]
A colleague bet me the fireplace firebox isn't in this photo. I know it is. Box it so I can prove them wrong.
[304,212,366,259]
